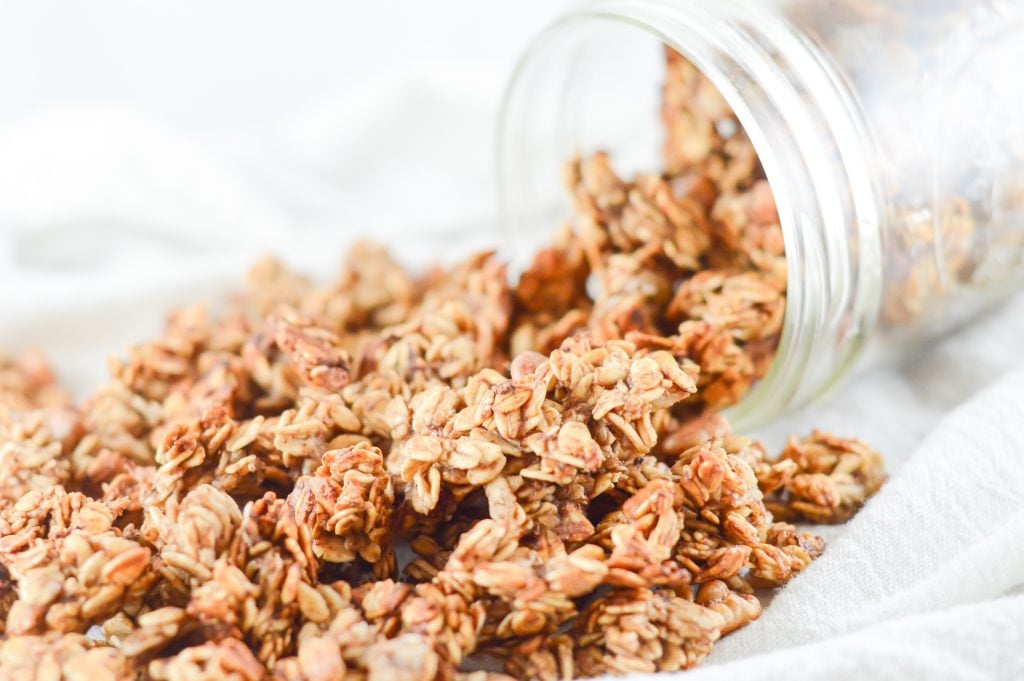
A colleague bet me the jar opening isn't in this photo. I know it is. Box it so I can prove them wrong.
[499,0,884,428]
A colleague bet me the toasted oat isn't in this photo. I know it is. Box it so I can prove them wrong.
[766,431,887,524]
[0,47,885,680]
[0,631,130,681]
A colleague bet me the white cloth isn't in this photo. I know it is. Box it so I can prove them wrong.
[1,4,1022,678]
[699,364,1024,680]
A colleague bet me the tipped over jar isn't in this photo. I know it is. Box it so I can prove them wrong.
[499,0,1024,428]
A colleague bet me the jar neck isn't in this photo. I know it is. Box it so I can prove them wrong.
[498,0,886,428]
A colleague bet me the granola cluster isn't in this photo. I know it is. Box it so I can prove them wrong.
[0,50,885,680]
[511,49,786,414]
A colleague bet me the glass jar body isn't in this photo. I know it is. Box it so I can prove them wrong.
[498,0,1024,428]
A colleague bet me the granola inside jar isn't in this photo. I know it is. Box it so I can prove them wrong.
[499,0,1024,428]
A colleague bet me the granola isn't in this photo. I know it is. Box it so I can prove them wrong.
[0,48,887,680]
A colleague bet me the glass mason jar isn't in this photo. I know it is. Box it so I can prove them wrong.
[498,0,1024,429]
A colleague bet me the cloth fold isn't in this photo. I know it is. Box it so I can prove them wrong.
[668,595,1024,681]
[701,366,1024,678]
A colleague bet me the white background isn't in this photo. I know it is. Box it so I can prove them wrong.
[0,2,573,139]
[0,0,573,390]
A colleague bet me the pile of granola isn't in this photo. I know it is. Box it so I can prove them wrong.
[0,49,884,680]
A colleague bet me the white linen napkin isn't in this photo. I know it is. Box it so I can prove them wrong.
[695,364,1024,679]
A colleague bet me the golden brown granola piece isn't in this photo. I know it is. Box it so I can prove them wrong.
[513,223,591,323]
[630,322,757,411]
[0,632,130,681]
[749,521,826,588]
[667,270,785,344]
[434,520,607,644]
[289,441,394,574]
[562,153,712,341]
[0,411,75,512]
[113,605,191,660]
[273,311,353,393]
[366,633,444,681]
[109,305,213,404]
[510,222,592,357]
[272,597,380,680]
[670,437,824,588]
[242,256,314,321]
[142,484,242,598]
[663,49,763,193]
[387,381,507,516]
[0,352,82,513]
[148,637,265,681]
[710,180,786,284]
[78,447,154,516]
[394,582,485,671]
[659,410,731,455]
[268,393,364,473]
[304,241,418,334]
[0,349,72,414]
[0,486,154,636]
[662,47,734,177]
[767,431,887,523]
[598,480,688,589]
[694,579,761,635]
[511,587,725,679]
[149,403,264,506]
[183,492,322,667]
[76,381,162,472]
[360,251,512,389]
